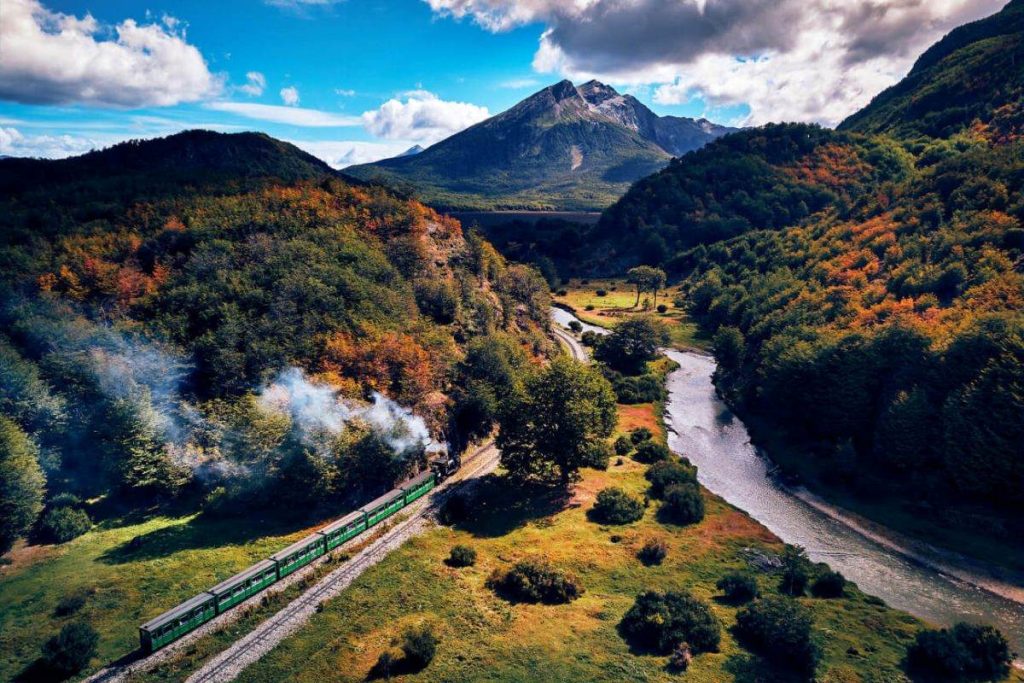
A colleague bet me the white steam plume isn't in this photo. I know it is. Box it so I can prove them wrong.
[257,366,432,454]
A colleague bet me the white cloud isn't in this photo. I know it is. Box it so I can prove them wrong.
[289,139,413,168]
[265,0,341,7]
[499,77,541,90]
[280,86,300,106]
[425,0,1006,126]
[0,126,108,158]
[205,101,362,127]
[362,90,489,144]
[335,88,357,97]
[0,0,221,108]
[239,72,266,97]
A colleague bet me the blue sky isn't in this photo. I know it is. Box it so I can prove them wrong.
[0,0,1006,166]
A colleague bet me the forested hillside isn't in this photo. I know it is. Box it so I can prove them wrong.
[588,0,1024,542]
[0,131,549,554]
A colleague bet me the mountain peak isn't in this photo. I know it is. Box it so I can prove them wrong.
[548,79,581,102]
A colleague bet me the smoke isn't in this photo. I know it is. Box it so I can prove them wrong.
[257,366,432,455]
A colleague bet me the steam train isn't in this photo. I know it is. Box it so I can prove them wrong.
[138,447,460,653]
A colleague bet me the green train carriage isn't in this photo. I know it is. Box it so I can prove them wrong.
[208,559,279,614]
[138,464,446,653]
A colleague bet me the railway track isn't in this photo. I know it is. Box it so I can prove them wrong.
[88,441,500,683]
[552,324,587,361]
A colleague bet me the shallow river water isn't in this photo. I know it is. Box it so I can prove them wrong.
[551,307,1024,658]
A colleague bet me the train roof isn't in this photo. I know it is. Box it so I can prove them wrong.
[208,559,277,596]
[320,509,366,535]
[402,470,433,491]
[140,591,214,631]
[270,533,324,562]
[360,487,404,513]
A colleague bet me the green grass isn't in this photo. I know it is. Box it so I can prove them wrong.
[553,278,710,351]
[0,507,325,680]
[229,400,924,683]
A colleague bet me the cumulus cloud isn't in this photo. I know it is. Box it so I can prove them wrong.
[280,86,300,106]
[205,101,362,127]
[0,0,221,108]
[425,0,1006,126]
[239,71,267,97]
[289,139,413,168]
[362,90,489,144]
[0,126,107,158]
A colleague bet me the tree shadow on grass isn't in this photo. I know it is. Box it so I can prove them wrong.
[723,653,805,683]
[446,474,570,538]
[96,506,311,565]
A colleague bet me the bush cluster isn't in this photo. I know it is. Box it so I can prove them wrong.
[620,590,721,654]
[38,506,92,544]
[716,572,759,604]
[646,460,697,498]
[591,487,645,525]
[447,545,477,568]
[40,622,98,678]
[488,560,582,604]
[734,597,820,677]
[613,435,633,456]
[659,483,705,525]
[630,428,653,444]
[906,623,1011,682]
[632,441,671,464]
[637,539,668,566]
[810,570,846,598]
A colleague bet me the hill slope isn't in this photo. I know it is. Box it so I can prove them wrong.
[345,80,735,211]
[839,0,1024,140]
[549,0,1024,546]
[0,130,550,551]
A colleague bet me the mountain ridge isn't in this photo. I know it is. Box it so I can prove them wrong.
[345,80,736,211]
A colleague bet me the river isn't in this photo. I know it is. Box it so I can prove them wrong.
[551,307,1024,659]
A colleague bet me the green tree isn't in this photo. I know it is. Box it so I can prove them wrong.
[0,415,45,553]
[590,487,644,524]
[596,317,669,375]
[626,266,667,308]
[619,590,721,654]
[497,358,617,486]
[712,326,746,372]
[734,597,820,678]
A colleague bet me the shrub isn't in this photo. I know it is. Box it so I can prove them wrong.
[660,484,704,525]
[41,622,98,678]
[401,624,438,669]
[906,623,1011,682]
[488,560,582,604]
[439,493,469,525]
[580,330,601,347]
[657,304,668,314]
[734,598,820,677]
[582,441,612,470]
[48,493,82,509]
[630,427,653,444]
[38,506,92,544]
[620,590,721,654]
[613,435,632,455]
[596,289,608,297]
[637,539,668,566]
[646,460,697,498]
[607,372,665,404]
[811,570,846,598]
[584,304,595,311]
[447,545,477,568]
[779,546,811,596]
[556,289,568,297]
[54,592,87,617]
[633,441,671,464]
[716,572,759,604]
[591,487,644,525]
[568,320,583,333]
